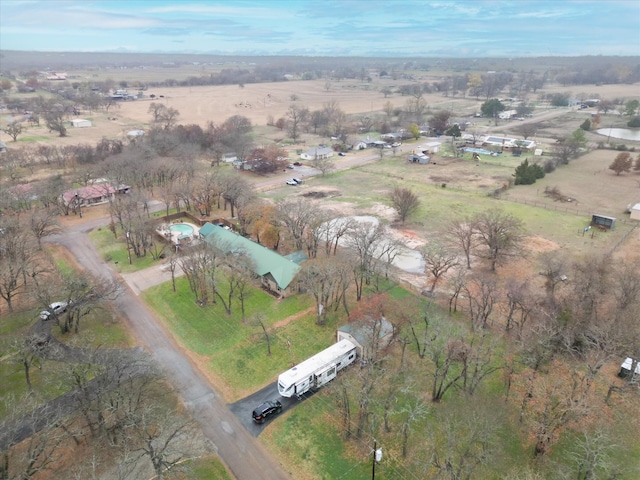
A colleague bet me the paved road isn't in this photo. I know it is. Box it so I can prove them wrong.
[50,220,291,480]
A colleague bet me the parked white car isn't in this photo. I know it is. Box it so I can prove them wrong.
[39,301,68,320]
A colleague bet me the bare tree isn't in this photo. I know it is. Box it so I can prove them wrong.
[503,277,535,336]
[344,221,388,301]
[464,275,498,330]
[28,208,61,249]
[298,256,352,325]
[421,242,459,292]
[569,429,617,480]
[3,337,42,391]
[528,373,592,458]
[250,312,272,355]
[0,218,42,312]
[121,403,196,480]
[399,393,429,458]
[147,102,166,122]
[513,122,537,140]
[446,217,478,269]
[0,394,67,480]
[472,210,523,271]
[178,242,219,306]
[611,258,640,310]
[446,267,468,314]
[318,215,355,257]
[286,104,308,142]
[276,197,320,251]
[158,106,180,130]
[311,156,336,175]
[421,315,467,402]
[460,330,503,395]
[43,107,67,137]
[3,121,23,142]
[538,250,567,300]
[427,402,496,479]
[389,187,420,224]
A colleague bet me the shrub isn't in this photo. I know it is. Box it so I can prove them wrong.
[514,158,545,185]
[627,116,640,127]
[543,159,557,173]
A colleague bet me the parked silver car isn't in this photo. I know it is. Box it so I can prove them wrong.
[39,301,68,320]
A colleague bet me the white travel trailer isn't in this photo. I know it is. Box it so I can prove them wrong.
[278,339,357,398]
[618,357,640,379]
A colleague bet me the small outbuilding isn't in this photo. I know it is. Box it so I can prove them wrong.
[629,203,640,221]
[337,317,394,362]
[591,214,616,230]
[71,119,92,128]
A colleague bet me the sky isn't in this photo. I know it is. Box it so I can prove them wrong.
[1,0,639,57]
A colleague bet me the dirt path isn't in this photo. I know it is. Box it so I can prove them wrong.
[48,220,291,480]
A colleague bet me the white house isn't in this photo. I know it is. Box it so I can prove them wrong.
[482,135,536,150]
[71,119,92,128]
[418,141,441,154]
[222,152,238,163]
[301,147,334,161]
[498,110,518,120]
[630,203,640,221]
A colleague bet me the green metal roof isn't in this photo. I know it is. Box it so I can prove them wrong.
[199,222,301,290]
[198,222,217,237]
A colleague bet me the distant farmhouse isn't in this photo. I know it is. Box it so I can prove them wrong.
[45,72,67,80]
[301,147,334,161]
[62,182,130,207]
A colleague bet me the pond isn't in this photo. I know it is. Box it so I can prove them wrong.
[595,128,640,141]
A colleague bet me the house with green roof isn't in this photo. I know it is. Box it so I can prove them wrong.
[199,222,302,297]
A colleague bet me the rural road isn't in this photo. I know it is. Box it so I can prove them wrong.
[50,218,291,480]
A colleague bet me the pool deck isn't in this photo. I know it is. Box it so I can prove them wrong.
[156,221,200,245]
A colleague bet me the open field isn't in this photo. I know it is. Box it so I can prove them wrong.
[3,56,640,479]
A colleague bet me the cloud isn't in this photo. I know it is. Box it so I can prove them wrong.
[143,27,192,37]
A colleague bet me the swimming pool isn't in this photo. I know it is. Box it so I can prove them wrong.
[463,147,497,155]
[169,224,195,236]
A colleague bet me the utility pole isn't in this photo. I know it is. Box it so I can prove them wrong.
[372,440,382,479]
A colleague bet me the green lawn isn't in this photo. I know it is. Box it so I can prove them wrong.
[0,306,132,418]
[89,225,159,273]
[142,277,329,399]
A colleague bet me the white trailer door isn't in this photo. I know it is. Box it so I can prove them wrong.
[315,364,337,388]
